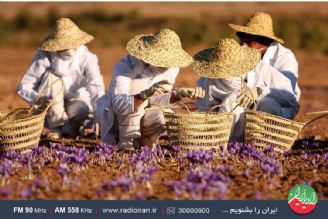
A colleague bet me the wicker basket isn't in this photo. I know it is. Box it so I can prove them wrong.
[244,109,328,153]
[0,103,51,154]
[0,79,64,153]
[163,103,234,150]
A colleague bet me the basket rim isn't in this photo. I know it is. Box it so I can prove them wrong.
[0,107,47,124]
[164,111,234,116]
[245,109,305,126]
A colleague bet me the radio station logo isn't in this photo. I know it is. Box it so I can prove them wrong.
[288,184,318,214]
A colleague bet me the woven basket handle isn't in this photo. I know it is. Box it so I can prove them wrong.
[148,102,191,113]
[33,78,64,107]
[304,110,328,126]
[29,78,65,114]
[1,79,65,123]
[209,95,244,113]
[240,80,257,110]
[0,111,12,123]
[171,102,191,112]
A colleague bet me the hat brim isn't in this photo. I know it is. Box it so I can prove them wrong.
[228,24,284,44]
[38,31,94,52]
[193,46,260,79]
[126,34,193,68]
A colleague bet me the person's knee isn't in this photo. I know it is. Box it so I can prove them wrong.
[256,97,282,116]
[66,100,90,122]
[142,109,165,129]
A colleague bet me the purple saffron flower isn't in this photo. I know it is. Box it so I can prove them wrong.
[186,149,213,164]
[255,191,263,200]
[74,154,86,166]
[323,153,328,160]
[0,159,13,176]
[263,145,274,154]
[136,192,146,200]
[284,150,290,157]
[4,150,18,160]
[19,155,29,165]
[110,176,133,192]
[101,182,110,190]
[224,166,234,172]
[21,187,34,199]
[144,165,157,181]
[41,157,51,166]
[293,136,319,150]
[34,178,44,189]
[213,181,229,197]
[136,161,143,171]
[95,187,104,199]
[57,164,69,178]
[168,181,182,195]
[241,169,250,178]
[0,188,11,197]
[172,146,182,153]
[169,167,231,200]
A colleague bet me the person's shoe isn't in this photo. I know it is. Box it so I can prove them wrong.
[133,138,141,150]
[140,135,157,148]
[47,127,62,141]
[117,138,135,152]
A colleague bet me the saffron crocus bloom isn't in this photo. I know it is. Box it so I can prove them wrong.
[0,188,11,197]
[21,187,34,199]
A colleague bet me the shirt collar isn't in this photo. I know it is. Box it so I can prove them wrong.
[127,55,142,66]
[262,42,278,63]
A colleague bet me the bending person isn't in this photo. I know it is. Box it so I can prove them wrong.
[17,18,105,140]
[194,38,297,141]
[97,29,204,150]
[229,12,300,119]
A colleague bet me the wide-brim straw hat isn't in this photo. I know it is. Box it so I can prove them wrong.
[126,29,193,68]
[228,12,284,44]
[193,38,260,79]
[38,18,94,52]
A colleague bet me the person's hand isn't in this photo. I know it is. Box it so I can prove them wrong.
[34,96,51,109]
[139,80,172,100]
[239,87,262,108]
[83,115,100,138]
[174,87,205,100]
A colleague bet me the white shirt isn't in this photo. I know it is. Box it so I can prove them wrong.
[17,45,105,112]
[196,61,298,118]
[262,42,300,101]
[97,55,179,144]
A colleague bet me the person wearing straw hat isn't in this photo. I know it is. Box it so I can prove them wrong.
[229,12,300,119]
[17,18,105,140]
[193,38,297,141]
[97,29,204,151]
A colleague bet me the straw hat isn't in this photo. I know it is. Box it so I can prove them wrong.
[126,29,193,68]
[38,18,94,52]
[228,12,284,44]
[193,38,260,79]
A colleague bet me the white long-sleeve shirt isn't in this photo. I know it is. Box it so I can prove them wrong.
[262,42,300,101]
[17,45,105,112]
[97,55,179,144]
[196,60,298,118]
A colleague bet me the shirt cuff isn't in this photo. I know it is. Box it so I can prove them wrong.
[257,86,270,102]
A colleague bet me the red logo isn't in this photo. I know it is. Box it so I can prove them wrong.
[288,184,318,214]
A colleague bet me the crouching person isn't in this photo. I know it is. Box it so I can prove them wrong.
[17,18,105,140]
[193,38,297,141]
[97,29,204,151]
